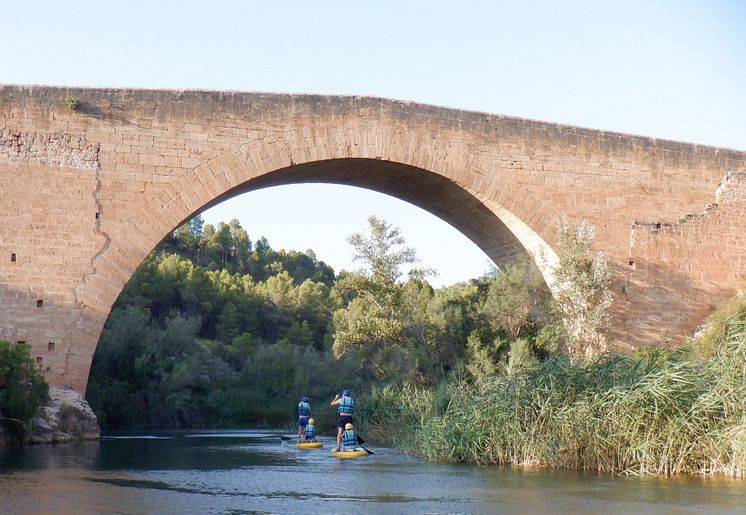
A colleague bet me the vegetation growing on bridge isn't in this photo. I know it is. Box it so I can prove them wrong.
[63,95,80,111]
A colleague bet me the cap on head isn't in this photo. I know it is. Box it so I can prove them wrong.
[308,418,315,424]
[342,389,350,397]
[345,423,353,430]
[302,396,309,403]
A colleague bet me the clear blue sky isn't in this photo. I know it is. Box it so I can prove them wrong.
[3,1,744,286]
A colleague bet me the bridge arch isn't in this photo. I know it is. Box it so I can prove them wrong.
[1,86,743,393]
[72,128,560,394]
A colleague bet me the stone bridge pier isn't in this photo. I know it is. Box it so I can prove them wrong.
[1,85,744,393]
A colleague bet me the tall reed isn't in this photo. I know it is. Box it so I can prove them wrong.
[358,313,746,476]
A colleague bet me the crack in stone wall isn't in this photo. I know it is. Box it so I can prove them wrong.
[0,130,100,169]
[69,159,111,383]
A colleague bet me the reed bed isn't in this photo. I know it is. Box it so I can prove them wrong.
[357,314,746,476]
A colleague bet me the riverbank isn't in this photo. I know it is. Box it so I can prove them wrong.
[0,386,99,447]
[357,307,746,477]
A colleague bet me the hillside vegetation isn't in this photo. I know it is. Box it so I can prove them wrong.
[86,214,746,476]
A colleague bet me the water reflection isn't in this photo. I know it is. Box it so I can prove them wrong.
[0,439,100,472]
[95,432,297,471]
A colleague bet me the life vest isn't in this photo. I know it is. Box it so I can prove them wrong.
[342,428,356,448]
[298,401,311,417]
[337,395,354,415]
[305,423,316,438]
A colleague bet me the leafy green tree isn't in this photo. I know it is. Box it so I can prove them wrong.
[332,216,446,383]
[216,301,240,343]
[187,214,205,239]
[0,341,49,424]
[348,215,427,285]
[465,332,500,379]
[481,255,547,338]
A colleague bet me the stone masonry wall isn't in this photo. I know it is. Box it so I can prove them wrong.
[0,85,744,393]
[623,172,746,344]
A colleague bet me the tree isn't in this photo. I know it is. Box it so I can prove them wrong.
[551,215,613,362]
[481,256,548,338]
[332,216,419,361]
[332,216,445,383]
[187,214,205,239]
[216,301,240,343]
[215,223,234,265]
[228,218,251,271]
[0,341,48,425]
[348,215,423,286]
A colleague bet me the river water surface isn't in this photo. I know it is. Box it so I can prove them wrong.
[1,429,745,514]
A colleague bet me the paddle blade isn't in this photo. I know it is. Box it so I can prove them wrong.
[356,435,365,445]
[360,444,375,455]
[280,435,295,441]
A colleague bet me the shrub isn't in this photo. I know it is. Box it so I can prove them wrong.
[358,305,746,476]
[0,341,49,425]
[64,95,80,110]
[690,293,746,360]
[551,216,612,362]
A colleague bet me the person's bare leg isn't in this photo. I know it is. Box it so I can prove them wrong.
[336,427,343,451]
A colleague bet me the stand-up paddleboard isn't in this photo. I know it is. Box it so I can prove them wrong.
[296,442,323,449]
[330,448,368,458]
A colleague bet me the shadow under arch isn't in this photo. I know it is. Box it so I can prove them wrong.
[182,158,559,289]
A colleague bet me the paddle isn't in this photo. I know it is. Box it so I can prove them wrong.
[356,435,375,455]
[280,435,297,442]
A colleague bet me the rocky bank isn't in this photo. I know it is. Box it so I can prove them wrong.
[28,386,100,444]
[0,386,100,446]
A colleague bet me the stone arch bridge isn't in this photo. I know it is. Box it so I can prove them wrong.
[1,85,744,394]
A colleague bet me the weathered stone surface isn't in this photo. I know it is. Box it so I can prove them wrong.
[0,85,744,394]
[27,386,100,444]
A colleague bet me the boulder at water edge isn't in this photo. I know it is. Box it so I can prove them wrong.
[27,386,100,444]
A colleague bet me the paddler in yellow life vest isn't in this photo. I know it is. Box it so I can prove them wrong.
[341,423,358,451]
[330,389,354,451]
[297,396,311,443]
[304,418,317,442]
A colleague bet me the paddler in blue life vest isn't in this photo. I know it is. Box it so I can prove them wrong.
[297,396,311,443]
[341,422,358,451]
[330,389,354,451]
[304,418,317,442]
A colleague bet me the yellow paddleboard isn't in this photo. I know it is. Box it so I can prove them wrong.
[296,442,323,449]
[330,448,367,458]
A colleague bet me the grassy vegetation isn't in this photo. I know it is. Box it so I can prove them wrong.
[358,302,746,477]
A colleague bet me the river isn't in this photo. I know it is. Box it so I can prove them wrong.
[1,429,744,514]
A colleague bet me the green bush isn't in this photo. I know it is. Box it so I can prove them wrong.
[64,95,80,110]
[358,309,746,477]
[0,341,49,427]
[690,294,746,360]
